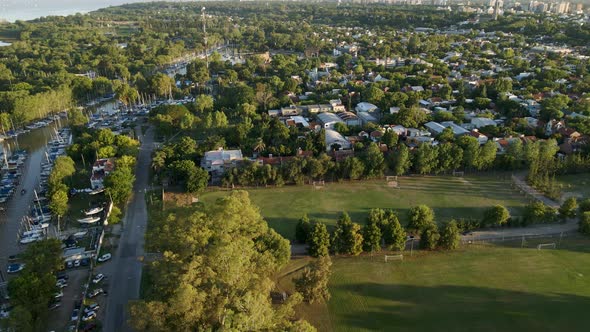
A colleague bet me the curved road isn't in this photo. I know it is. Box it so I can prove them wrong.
[102,125,154,332]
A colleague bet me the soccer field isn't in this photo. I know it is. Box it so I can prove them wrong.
[280,238,590,332]
[200,175,528,239]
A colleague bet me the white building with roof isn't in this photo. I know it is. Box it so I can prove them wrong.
[355,102,379,113]
[201,148,243,173]
[424,121,446,135]
[325,129,352,152]
[471,117,497,128]
[317,112,344,129]
[441,121,470,136]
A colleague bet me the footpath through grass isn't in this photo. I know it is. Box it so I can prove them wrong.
[200,174,528,239]
[279,238,590,332]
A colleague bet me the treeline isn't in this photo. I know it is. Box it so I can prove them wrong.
[296,207,461,258]
[296,199,576,258]
[132,191,315,331]
[0,86,72,127]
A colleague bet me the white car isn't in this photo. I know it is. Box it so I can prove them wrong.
[92,274,104,284]
[84,303,99,314]
[97,253,111,263]
[81,311,96,321]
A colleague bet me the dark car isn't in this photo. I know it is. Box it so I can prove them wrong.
[80,258,90,266]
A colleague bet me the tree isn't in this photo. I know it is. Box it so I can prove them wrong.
[419,224,440,250]
[523,201,557,225]
[107,205,122,225]
[438,220,460,250]
[104,167,135,205]
[341,157,365,180]
[332,212,364,256]
[381,131,398,149]
[407,205,435,233]
[579,211,590,235]
[389,144,412,176]
[308,222,330,257]
[295,214,312,244]
[186,167,209,194]
[559,197,577,219]
[362,216,382,253]
[413,143,438,175]
[579,198,590,213]
[362,143,385,178]
[294,256,332,304]
[381,210,406,251]
[482,205,510,227]
[48,189,68,218]
[129,191,304,330]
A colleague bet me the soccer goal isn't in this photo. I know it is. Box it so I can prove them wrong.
[312,180,325,190]
[537,243,556,250]
[386,176,399,188]
[384,254,403,262]
[452,171,465,177]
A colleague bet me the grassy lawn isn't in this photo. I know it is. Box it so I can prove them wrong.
[557,173,590,198]
[200,174,529,240]
[278,238,590,332]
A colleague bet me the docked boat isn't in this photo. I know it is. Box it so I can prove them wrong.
[77,216,101,224]
[83,206,104,215]
[89,188,105,195]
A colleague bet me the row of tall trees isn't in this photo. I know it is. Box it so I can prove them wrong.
[296,206,461,258]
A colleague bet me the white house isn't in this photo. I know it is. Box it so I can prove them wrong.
[357,111,378,125]
[325,129,352,151]
[201,148,243,174]
[355,102,379,113]
[424,121,446,136]
[317,112,344,129]
[90,158,115,189]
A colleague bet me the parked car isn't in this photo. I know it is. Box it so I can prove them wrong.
[54,291,63,299]
[74,260,81,267]
[87,288,103,299]
[97,253,111,262]
[56,279,68,288]
[92,274,104,284]
[7,263,25,273]
[84,303,100,314]
[80,258,90,266]
[82,311,96,321]
[71,309,80,321]
[66,261,74,269]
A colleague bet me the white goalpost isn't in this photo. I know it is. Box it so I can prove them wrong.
[386,176,399,188]
[452,171,464,177]
[384,254,403,262]
[537,243,556,250]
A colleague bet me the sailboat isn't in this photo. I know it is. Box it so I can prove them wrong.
[77,216,101,224]
[83,206,104,215]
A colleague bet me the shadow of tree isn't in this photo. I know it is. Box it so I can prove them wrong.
[332,283,590,332]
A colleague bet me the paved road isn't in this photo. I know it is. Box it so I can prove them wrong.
[102,125,154,332]
[511,173,560,208]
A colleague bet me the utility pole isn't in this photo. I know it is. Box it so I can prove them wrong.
[201,7,209,70]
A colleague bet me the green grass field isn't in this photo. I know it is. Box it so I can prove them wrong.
[200,175,528,239]
[278,238,590,332]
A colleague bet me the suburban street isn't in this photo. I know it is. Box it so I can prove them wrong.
[101,124,154,332]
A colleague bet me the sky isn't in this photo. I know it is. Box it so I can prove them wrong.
[0,0,155,22]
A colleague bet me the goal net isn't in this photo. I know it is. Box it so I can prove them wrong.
[537,243,556,250]
[386,176,399,188]
[452,171,464,177]
[384,254,403,262]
